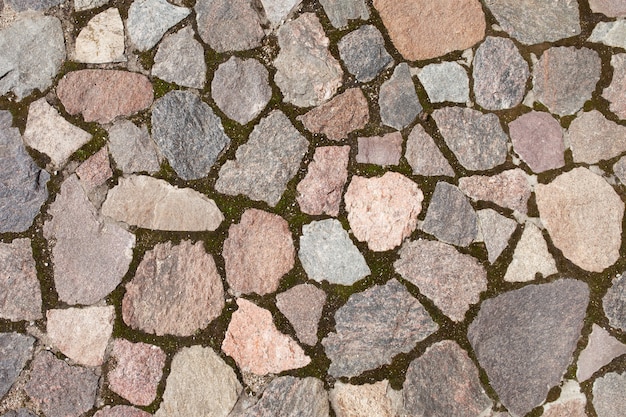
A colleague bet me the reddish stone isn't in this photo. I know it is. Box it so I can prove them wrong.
[589,0,626,17]
[76,147,112,191]
[276,284,327,346]
[459,169,531,214]
[356,133,402,166]
[604,54,626,120]
[509,111,564,173]
[0,238,41,321]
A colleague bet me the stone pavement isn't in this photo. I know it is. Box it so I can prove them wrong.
[1,0,626,416]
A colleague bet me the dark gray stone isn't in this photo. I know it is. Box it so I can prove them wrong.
[152,27,206,89]
[5,0,60,11]
[604,272,626,332]
[593,372,626,417]
[379,63,422,130]
[195,0,264,52]
[0,333,34,399]
[152,90,230,180]
[468,279,589,416]
[338,25,392,83]
[320,0,369,28]
[107,120,161,174]
[127,0,190,51]
[405,124,454,177]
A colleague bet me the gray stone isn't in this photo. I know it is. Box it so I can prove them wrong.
[1,409,37,417]
[74,8,125,64]
[477,209,517,264]
[356,133,402,166]
[405,124,454,177]
[298,219,370,286]
[0,239,42,321]
[0,110,10,128]
[468,279,589,416]
[127,0,190,51]
[604,273,626,332]
[508,111,565,173]
[404,341,492,417]
[604,53,626,120]
[152,27,206,89]
[577,324,626,382]
[276,284,326,346]
[0,15,65,99]
[212,57,271,125]
[593,372,626,417]
[473,36,529,110]
[107,120,161,174]
[589,0,626,17]
[195,0,264,52]
[614,156,626,185]
[379,63,421,130]
[338,25,392,82]
[589,20,626,49]
[567,110,626,164]
[330,380,402,417]
[322,279,438,378]
[433,107,508,171]
[260,0,301,25]
[504,222,557,282]
[418,61,469,104]
[0,333,34,399]
[320,0,369,28]
[75,0,108,11]
[216,110,308,206]
[152,90,230,180]
[5,0,60,10]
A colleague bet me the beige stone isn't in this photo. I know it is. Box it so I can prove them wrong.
[567,110,626,164]
[577,324,626,382]
[542,380,586,417]
[504,223,557,282]
[74,8,125,64]
[589,0,626,17]
[330,380,401,417]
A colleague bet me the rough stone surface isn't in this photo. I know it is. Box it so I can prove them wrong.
[593,372,626,417]
[0,239,41,321]
[536,167,624,272]
[296,145,349,216]
[417,61,469,104]
[298,88,369,141]
[468,279,589,417]
[320,0,369,28]
[477,209,517,264]
[94,406,152,417]
[589,20,626,49]
[542,380,587,417]
[614,156,626,185]
[533,46,601,117]
[107,120,161,174]
[152,27,206,89]
[379,63,421,130]
[127,0,189,51]
[567,110,626,164]
[152,90,230,180]
[509,111,565,173]
[356,133,402,166]
[222,298,311,375]
[0,110,10,128]
[604,273,626,332]
[274,13,343,107]
[422,182,478,247]
[44,175,135,305]
[212,57,271,125]
[57,70,153,123]
[589,0,626,16]
[405,124,455,177]
[223,209,294,296]
[604,54,626,120]
[216,110,308,206]
[75,0,108,11]
[459,169,531,214]
[1,409,37,417]
[276,284,327,346]
[0,333,34,399]
[577,324,626,382]
[74,8,125,64]
[76,147,112,191]
[337,25,392,82]
[330,380,401,417]
[261,0,301,25]
[395,239,487,321]
[504,222,558,282]
[344,172,423,251]
[433,107,508,171]
[5,0,60,10]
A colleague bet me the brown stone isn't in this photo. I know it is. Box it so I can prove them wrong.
[509,111,565,173]
[76,147,112,191]
[604,54,626,120]
[458,169,531,214]
[567,110,626,164]
[356,133,402,166]
[330,380,401,417]
[276,284,327,346]
[94,406,152,417]
[589,0,626,17]
[0,238,41,321]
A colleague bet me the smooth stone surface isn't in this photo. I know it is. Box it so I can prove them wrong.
[261,0,301,25]
[589,0,626,16]
[459,169,531,214]
[356,133,402,166]
[379,63,421,130]
[504,223,557,282]
[468,279,589,417]
[76,147,112,192]
[577,324,626,382]
[94,406,152,417]
[320,0,369,28]
[395,239,487,321]
[276,284,326,346]
[405,124,455,177]
[195,0,264,52]
[322,279,438,378]
[589,20,626,49]
[0,333,34,399]
[127,0,189,51]
[567,110,626,164]
[593,372,626,417]
[0,239,41,321]
[604,54,626,120]
[330,380,401,417]
[542,380,587,417]
[604,273,626,332]
[152,27,206,89]
[338,25,392,82]
[509,111,565,173]
[74,8,125,64]
[535,167,624,272]
[477,209,517,264]
[417,61,469,104]
[107,121,161,174]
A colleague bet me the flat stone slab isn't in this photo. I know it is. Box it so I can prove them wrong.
[508,111,565,173]
[589,0,626,16]
[94,406,152,417]
[75,0,108,11]
[477,209,517,264]
[276,284,326,346]
[379,63,421,131]
[330,380,401,417]
[0,332,34,399]
[417,61,469,104]
[127,0,190,51]
[338,25,392,82]
[356,132,402,166]
[107,121,161,174]
[320,0,369,28]
[589,20,626,49]
[593,372,626,417]
[76,147,112,192]
[405,124,454,177]
[459,169,531,214]
[74,8,125,64]
[0,239,41,321]
[152,27,206,89]
[542,380,587,417]
[604,53,626,120]
[577,324,626,382]
[604,272,626,332]
[567,110,626,164]
[261,0,301,25]
[504,222,557,282]
[5,0,60,10]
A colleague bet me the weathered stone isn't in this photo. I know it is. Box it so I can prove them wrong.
[261,0,301,25]
[589,20,626,49]
[405,124,455,177]
[320,0,369,28]
[422,182,478,247]
[379,63,421,130]
[373,0,485,61]
[322,279,437,378]
[75,0,108,11]
[589,0,626,17]
[330,380,401,417]
[296,145,349,216]
[533,46,601,117]
[152,90,230,180]
[127,0,189,51]
[94,406,152,417]
[0,239,41,321]
[459,169,531,214]
[614,156,626,185]
[603,54,626,120]
[504,222,557,282]
[76,147,112,191]
[152,27,206,89]
[593,372,626,417]
[74,8,125,64]
[156,346,242,417]
[468,279,589,416]
[44,175,135,305]
[274,13,343,107]
[1,409,37,417]
[298,88,369,141]
[417,61,469,104]
[509,111,565,173]
[195,0,264,52]
[122,240,224,337]
[102,175,224,231]
[57,70,153,123]
[542,380,587,417]
[222,298,311,375]
[356,133,402,166]
[212,57,271,125]
[344,172,423,251]
[0,333,34,399]
[577,324,626,382]
[5,0,60,10]
[395,239,487,321]
[536,167,624,272]
[223,209,294,296]
[337,25,392,82]
[0,110,10,128]
[276,284,326,346]
[604,273,626,332]
[477,209,517,264]
[216,111,308,206]
[567,110,626,164]
[107,120,161,174]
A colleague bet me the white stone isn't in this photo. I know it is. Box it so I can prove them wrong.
[74,8,125,64]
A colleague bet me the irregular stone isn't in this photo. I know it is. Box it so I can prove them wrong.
[593,372,626,417]
[330,380,401,417]
[542,380,587,417]
[356,133,402,166]
[298,219,370,286]
[74,8,125,64]
[152,27,206,89]
[422,182,478,247]
[5,0,60,10]
[603,54,626,120]
[276,284,326,346]
[379,63,421,130]
[468,279,589,416]
[320,0,369,28]
[57,70,153,123]
[509,111,565,173]
[322,279,437,378]
[0,110,10,128]
[0,239,41,321]
[0,15,65,100]
[94,406,152,417]
[107,120,161,174]
[477,209,517,264]
[44,175,135,305]
[0,333,34,399]
[589,20,626,49]
[122,240,224,337]
[195,0,264,52]
[127,0,190,51]
[395,239,487,321]
[76,147,112,191]
[108,339,166,406]
[216,110,308,206]
[433,107,508,171]
[298,88,369,141]
[261,0,301,25]
[274,13,343,107]
[577,324,626,382]
[222,298,311,375]
[75,0,108,11]
[614,156,626,185]
[533,46,601,117]
[589,0,626,17]
[604,273,626,332]
[211,57,271,125]
[417,61,469,104]
[504,222,557,282]
[405,124,455,177]
[102,175,223,231]
[25,351,99,417]
[344,172,423,251]
[223,209,294,296]
[1,409,37,417]
[484,0,580,44]
[337,25,392,82]
[373,0,485,60]
[459,169,531,214]
[535,167,624,272]
[567,110,626,164]
[156,346,241,417]
[296,145,349,216]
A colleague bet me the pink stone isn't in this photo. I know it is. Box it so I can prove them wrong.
[604,54,626,120]
[576,324,626,382]
[458,169,531,214]
[276,284,327,346]
[94,406,152,417]
[0,238,42,321]
[356,133,402,166]
[589,0,626,17]
[76,147,112,191]
[509,111,564,173]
